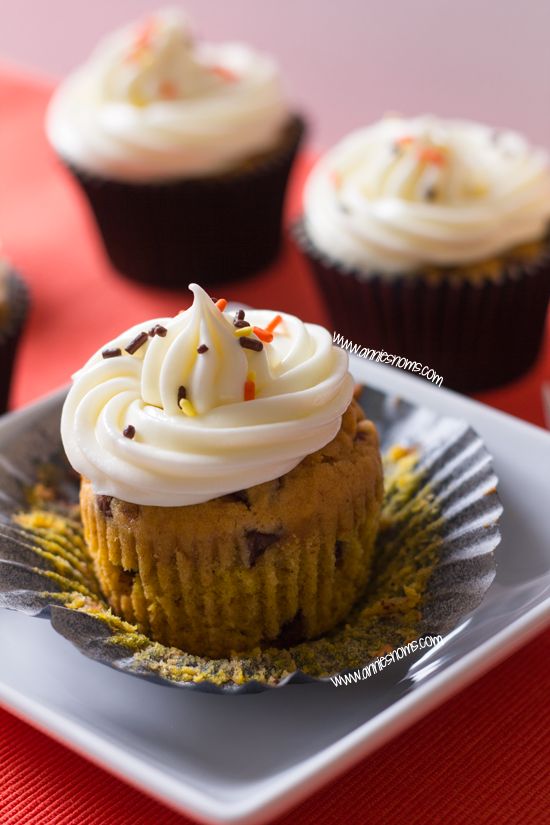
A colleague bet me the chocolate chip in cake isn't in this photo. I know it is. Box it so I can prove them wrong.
[102,348,122,359]
[225,489,250,507]
[125,331,148,355]
[246,530,281,566]
[97,495,113,517]
[335,540,345,568]
[270,610,305,648]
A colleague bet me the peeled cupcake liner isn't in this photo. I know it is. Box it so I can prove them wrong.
[62,115,306,288]
[293,219,550,393]
[0,269,30,415]
[0,385,501,693]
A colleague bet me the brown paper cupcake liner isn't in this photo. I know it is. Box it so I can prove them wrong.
[64,115,305,288]
[293,220,550,393]
[0,269,29,414]
[0,384,501,692]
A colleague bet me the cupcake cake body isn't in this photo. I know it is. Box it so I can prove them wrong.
[47,10,305,285]
[298,115,550,391]
[61,285,383,657]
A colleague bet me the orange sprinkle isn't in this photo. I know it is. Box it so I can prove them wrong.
[329,169,342,189]
[253,326,274,343]
[215,298,228,312]
[159,81,178,100]
[211,65,238,82]
[244,379,255,401]
[418,147,446,166]
[126,17,156,62]
[265,314,283,333]
[395,135,415,147]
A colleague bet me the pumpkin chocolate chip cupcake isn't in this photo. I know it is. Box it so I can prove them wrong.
[61,284,383,658]
[295,115,550,392]
[46,9,305,286]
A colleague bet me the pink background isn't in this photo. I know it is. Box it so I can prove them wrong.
[1,0,549,149]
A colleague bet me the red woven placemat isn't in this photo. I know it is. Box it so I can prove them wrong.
[0,62,549,824]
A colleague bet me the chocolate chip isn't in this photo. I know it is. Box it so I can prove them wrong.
[102,348,122,359]
[125,331,148,355]
[240,337,263,352]
[335,541,345,568]
[225,489,250,507]
[270,610,305,648]
[246,530,281,566]
[123,425,135,439]
[197,344,209,354]
[97,495,113,517]
[149,324,167,337]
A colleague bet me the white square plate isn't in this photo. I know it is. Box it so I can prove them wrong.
[1,358,550,825]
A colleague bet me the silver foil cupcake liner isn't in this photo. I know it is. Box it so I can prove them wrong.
[0,385,501,693]
[0,268,30,414]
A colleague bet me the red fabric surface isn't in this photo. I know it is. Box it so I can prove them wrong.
[0,63,550,824]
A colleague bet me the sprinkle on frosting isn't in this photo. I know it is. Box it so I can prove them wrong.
[125,331,149,355]
[197,344,209,354]
[244,372,256,401]
[234,309,245,322]
[252,326,273,343]
[149,324,167,337]
[234,326,253,337]
[265,314,283,333]
[61,283,354,507]
[239,336,263,352]
[102,347,122,359]
[215,298,228,312]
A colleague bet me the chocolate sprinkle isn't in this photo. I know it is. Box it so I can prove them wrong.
[123,425,135,439]
[235,309,245,321]
[197,344,209,354]
[149,325,167,338]
[239,337,263,352]
[177,385,187,403]
[102,348,122,359]
[96,495,113,517]
[125,331,148,355]
[424,186,437,201]
[234,319,250,329]
[246,530,281,566]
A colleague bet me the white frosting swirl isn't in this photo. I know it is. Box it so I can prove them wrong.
[304,115,550,274]
[61,284,353,506]
[46,9,290,181]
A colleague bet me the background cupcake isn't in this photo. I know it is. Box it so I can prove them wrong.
[0,257,29,414]
[295,115,550,392]
[60,284,383,658]
[46,9,305,287]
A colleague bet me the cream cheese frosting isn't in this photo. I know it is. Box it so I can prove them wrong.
[303,115,550,275]
[61,284,353,506]
[46,9,290,181]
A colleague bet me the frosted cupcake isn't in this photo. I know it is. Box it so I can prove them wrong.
[0,257,29,414]
[46,10,305,287]
[60,285,383,658]
[295,115,550,392]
